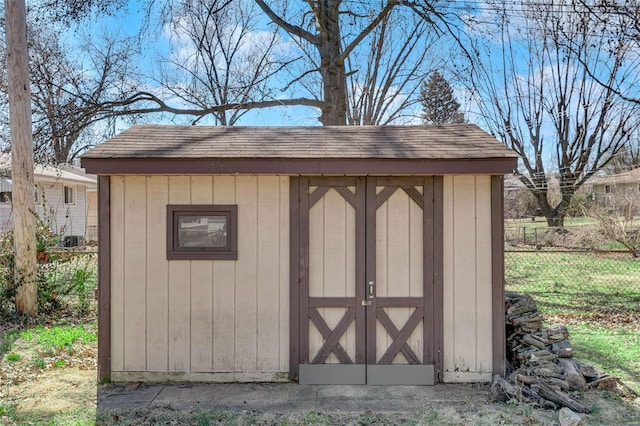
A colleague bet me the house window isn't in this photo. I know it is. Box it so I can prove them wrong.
[64,186,75,204]
[166,204,237,260]
[604,185,613,194]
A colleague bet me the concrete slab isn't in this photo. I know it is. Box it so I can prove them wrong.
[97,382,493,414]
[313,384,486,413]
[152,383,317,413]
[98,384,163,410]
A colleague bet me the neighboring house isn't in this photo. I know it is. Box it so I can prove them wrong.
[82,124,518,385]
[589,168,640,215]
[0,154,97,244]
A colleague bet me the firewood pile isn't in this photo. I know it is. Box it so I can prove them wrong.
[492,291,622,414]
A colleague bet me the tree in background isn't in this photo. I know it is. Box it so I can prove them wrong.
[154,0,289,126]
[27,30,139,163]
[468,0,640,229]
[420,71,465,125]
[604,138,640,175]
[0,9,140,164]
[346,9,442,125]
[31,0,454,127]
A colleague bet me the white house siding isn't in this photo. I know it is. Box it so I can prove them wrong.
[0,182,89,240]
[442,175,494,382]
[36,181,87,239]
[109,175,290,382]
[85,190,98,242]
[0,203,11,231]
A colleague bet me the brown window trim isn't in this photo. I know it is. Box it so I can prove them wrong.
[166,204,238,260]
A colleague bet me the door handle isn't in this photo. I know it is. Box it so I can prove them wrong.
[368,281,375,299]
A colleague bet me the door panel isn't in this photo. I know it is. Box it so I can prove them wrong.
[374,187,424,365]
[292,176,442,385]
[308,186,358,364]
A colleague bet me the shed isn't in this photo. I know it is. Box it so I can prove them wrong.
[81,124,518,385]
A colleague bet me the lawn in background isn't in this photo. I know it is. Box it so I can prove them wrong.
[505,251,640,392]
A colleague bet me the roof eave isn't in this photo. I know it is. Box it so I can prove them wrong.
[81,157,518,176]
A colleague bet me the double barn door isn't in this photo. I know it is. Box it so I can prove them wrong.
[291,177,442,385]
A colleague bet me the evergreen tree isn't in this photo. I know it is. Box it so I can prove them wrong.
[420,71,465,124]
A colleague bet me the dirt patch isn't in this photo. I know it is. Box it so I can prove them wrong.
[13,367,96,413]
[0,326,97,422]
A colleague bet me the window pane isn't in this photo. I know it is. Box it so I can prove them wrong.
[177,214,228,248]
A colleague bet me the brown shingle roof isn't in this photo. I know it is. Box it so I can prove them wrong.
[81,124,518,175]
[83,124,517,160]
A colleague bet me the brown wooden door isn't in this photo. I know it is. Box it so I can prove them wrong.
[290,177,442,385]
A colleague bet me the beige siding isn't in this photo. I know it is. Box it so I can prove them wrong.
[145,176,169,371]
[442,175,494,382]
[110,175,290,380]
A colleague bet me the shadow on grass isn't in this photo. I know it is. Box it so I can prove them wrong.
[510,288,640,317]
[570,327,640,392]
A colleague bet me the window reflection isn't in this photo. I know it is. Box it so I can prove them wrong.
[177,215,228,248]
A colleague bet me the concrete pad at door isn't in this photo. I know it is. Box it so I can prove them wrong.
[152,383,317,412]
[99,384,163,409]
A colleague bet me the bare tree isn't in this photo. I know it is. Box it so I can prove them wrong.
[572,0,640,105]
[345,9,441,125]
[468,0,640,228]
[19,0,464,128]
[156,0,290,125]
[44,0,451,126]
[604,138,640,174]
[591,198,640,257]
[0,18,141,163]
[27,30,140,163]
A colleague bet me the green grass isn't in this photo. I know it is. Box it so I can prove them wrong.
[506,251,640,392]
[20,324,97,355]
[570,324,640,393]
[505,252,640,316]
[5,353,20,362]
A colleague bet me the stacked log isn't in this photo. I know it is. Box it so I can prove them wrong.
[496,292,621,413]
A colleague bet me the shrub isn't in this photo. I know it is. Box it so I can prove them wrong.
[0,209,96,318]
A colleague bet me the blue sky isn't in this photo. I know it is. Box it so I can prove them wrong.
[74,0,457,128]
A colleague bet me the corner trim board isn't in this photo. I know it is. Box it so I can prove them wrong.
[97,176,111,382]
[491,175,506,376]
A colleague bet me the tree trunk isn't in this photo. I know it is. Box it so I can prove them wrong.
[317,0,347,126]
[5,0,38,316]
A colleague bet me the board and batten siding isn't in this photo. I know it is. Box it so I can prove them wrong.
[442,175,494,382]
[109,175,290,382]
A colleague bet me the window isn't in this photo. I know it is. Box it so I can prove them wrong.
[64,186,75,204]
[604,185,613,194]
[167,204,237,260]
[0,191,11,203]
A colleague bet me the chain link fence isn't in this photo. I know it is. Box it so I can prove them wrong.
[504,249,640,320]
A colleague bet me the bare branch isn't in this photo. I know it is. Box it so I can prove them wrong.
[339,0,396,62]
[254,0,318,44]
